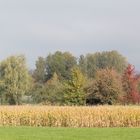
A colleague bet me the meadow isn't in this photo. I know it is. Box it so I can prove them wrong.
[0,127,140,140]
[1,106,140,127]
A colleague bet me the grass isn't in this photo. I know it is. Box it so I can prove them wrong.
[0,127,140,140]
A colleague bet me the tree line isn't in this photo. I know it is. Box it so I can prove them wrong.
[0,50,140,105]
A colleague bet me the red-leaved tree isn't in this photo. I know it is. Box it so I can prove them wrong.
[122,64,140,104]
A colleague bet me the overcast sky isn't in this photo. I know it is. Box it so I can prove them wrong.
[0,0,140,69]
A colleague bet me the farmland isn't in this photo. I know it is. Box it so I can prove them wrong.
[1,106,140,127]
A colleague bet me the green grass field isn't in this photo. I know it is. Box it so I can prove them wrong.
[0,127,140,140]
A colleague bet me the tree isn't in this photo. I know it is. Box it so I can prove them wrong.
[64,67,86,105]
[81,51,127,78]
[33,57,47,83]
[0,55,31,105]
[0,80,5,104]
[78,55,87,76]
[32,73,64,105]
[46,51,77,80]
[86,68,124,105]
[122,64,140,104]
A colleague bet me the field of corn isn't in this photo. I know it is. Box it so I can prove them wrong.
[0,106,140,127]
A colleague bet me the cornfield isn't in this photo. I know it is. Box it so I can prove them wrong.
[0,106,140,127]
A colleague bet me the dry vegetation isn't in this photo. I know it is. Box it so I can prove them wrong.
[0,106,140,127]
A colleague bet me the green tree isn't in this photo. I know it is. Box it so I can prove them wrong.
[32,73,64,105]
[80,51,127,78]
[79,55,87,76]
[46,51,77,80]
[33,57,47,83]
[0,55,31,105]
[86,68,124,105]
[64,67,86,105]
[0,80,5,104]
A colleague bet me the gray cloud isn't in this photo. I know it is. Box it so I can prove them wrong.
[0,0,140,69]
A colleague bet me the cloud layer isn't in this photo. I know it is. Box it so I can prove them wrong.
[0,0,140,69]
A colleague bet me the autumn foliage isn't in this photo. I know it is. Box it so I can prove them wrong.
[1,51,140,105]
[86,68,124,105]
[122,64,140,104]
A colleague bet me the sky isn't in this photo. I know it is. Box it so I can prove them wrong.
[0,0,140,70]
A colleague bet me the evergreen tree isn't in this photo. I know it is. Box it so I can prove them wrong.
[64,67,86,105]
